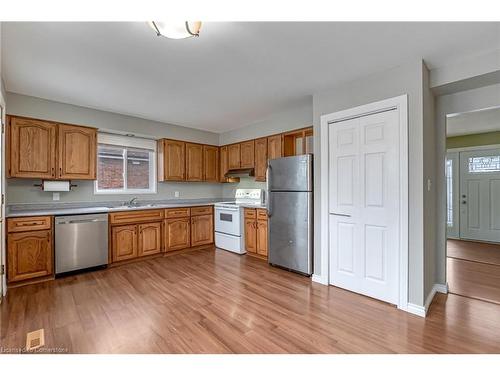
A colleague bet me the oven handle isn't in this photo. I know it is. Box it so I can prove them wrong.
[215,207,240,212]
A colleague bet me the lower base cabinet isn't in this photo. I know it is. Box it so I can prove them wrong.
[112,224,138,262]
[244,208,268,257]
[7,229,53,283]
[191,214,214,246]
[165,218,191,251]
[138,222,162,257]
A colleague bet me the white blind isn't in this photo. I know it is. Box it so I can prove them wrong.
[98,132,156,151]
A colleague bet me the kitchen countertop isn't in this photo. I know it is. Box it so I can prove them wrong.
[6,198,232,218]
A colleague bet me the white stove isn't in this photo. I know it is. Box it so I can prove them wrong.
[214,189,264,254]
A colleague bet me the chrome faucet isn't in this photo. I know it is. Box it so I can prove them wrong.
[126,197,139,207]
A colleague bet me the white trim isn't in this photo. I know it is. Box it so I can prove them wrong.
[434,283,448,294]
[98,132,157,150]
[406,303,426,317]
[311,273,328,285]
[319,94,409,311]
[447,144,500,153]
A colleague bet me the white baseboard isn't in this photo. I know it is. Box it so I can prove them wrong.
[434,283,448,294]
[311,273,328,285]
[406,303,426,317]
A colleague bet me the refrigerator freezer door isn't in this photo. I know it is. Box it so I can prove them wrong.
[268,155,312,192]
[268,191,312,274]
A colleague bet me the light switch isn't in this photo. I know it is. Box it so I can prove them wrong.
[427,179,432,192]
[53,192,60,201]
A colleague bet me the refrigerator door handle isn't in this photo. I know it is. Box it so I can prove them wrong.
[267,164,272,217]
[330,212,351,217]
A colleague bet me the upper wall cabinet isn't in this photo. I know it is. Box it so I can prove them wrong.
[58,124,97,180]
[228,143,241,169]
[158,139,186,181]
[267,134,283,161]
[203,145,219,182]
[283,127,314,157]
[186,142,204,181]
[254,137,268,181]
[7,116,97,180]
[240,140,255,168]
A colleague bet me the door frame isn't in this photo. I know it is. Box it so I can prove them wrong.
[319,94,409,311]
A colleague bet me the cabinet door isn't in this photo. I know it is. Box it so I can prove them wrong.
[112,225,138,262]
[163,140,185,181]
[244,218,257,254]
[58,124,97,180]
[219,146,228,182]
[267,134,283,161]
[186,142,204,181]
[9,116,57,179]
[191,214,214,246]
[7,230,53,283]
[138,222,162,257]
[256,219,268,257]
[165,218,191,251]
[203,145,219,182]
[254,137,268,181]
[228,143,241,169]
[240,140,255,168]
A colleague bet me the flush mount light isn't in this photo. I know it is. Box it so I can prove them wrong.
[149,21,202,39]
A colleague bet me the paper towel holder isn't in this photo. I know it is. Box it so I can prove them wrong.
[33,180,78,191]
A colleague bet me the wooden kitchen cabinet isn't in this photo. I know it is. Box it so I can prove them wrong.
[8,116,57,179]
[138,222,162,257]
[58,124,97,180]
[254,137,268,181]
[240,140,255,168]
[165,218,191,251]
[112,225,138,262]
[158,139,186,181]
[283,127,314,157]
[267,134,283,160]
[191,214,214,246]
[186,142,204,181]
[244,208,268,258]
[7,229,53,283]
[203,145,219,182]
[228,143,241,169]
[244,218,257,254]
[219,145,229,182]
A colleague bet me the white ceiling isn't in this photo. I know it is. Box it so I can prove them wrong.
[2,22,500,133]
[447,106,500,137]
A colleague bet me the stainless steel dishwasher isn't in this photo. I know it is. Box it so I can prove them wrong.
[55,213,109,275]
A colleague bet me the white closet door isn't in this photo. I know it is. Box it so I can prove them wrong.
[329,109,400,304]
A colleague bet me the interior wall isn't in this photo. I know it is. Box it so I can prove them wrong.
[422,62,437,301]
[435,82,500,286]
[5,93,223,204]
[313,59,427,306]
[219,96,313,198]
[447,130,500,149]
[0,21,7,296]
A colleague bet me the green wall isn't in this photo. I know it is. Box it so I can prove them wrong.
[447,131,500,149]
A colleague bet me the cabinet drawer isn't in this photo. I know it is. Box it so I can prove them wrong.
[165,207,191,218]
[190,206,213,216]
[109,209,164,225]
[7,216,52,233]
[244,208,256,219]
[256,209,268,220]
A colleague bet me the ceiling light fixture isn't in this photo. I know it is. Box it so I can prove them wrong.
[149,21,202,39]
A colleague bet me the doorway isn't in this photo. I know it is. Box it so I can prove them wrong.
[445,107,500,305]
[321,95,408,308]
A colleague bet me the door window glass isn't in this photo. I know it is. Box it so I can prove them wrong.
[468,156,500,173]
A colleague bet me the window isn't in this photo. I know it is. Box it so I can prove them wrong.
[468,155,500,173]
[95,133,156,194]
[446,158,453,227]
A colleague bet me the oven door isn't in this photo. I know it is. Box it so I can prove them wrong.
[215,206,241,236]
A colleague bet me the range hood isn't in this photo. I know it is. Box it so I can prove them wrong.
[224,168,255,178]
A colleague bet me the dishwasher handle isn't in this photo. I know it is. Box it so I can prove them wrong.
[57,218,107,225]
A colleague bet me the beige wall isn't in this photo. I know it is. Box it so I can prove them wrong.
[5,93,223,204]
[313,59,429,306]
[447,131,500,149]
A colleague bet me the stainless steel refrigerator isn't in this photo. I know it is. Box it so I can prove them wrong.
[267,154,313,275]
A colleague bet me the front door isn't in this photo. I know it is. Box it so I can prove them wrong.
[459,148,500,242]
[329,109,400,304]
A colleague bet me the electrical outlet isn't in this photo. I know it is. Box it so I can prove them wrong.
[174,191,180,198]
[53,192,60,201]
[427,179,432,192]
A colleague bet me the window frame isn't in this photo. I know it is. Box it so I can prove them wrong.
[94,142,157,195]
